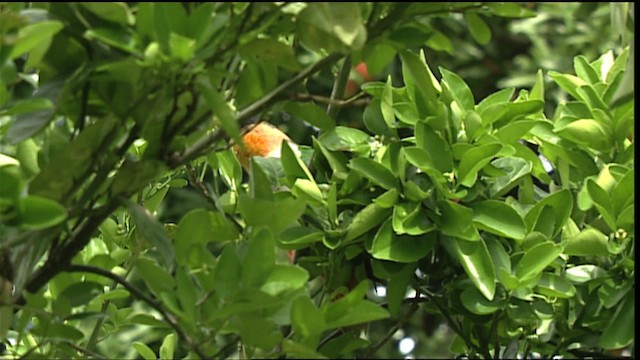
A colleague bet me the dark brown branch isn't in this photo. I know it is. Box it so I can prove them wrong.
[66,264,211,360]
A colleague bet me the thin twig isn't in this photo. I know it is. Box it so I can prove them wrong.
[292,92,369,107]
[65,264,211,360]
[327,55,352,119]
[364,300,420,358]
[61,340,107,360]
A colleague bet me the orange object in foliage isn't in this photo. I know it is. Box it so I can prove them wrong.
[233,122,299,171]
[232,122,299,263]
[345,62,374,98]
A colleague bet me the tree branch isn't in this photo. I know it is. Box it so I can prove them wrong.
[364,299,420,358]
[168,52,343,167]
[291,92,369,107]
[327,55,352,119]
[65,264,211,360]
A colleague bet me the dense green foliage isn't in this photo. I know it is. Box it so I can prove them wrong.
[0,2,634,359]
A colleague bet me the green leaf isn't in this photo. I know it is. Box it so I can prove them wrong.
[84,28,140,56]
[464,12,491,45]
[370,219,436,263]
[292,296,325,339]
[349,157,398,190]
[486,157,533,198]
[279,227,324,249]
[564,265,607,284]
[159,333,175,360]
[611,169,634,217]
[555,119,612,151]
[598,280,633,309]
[169,32,195,62]
[439,200,480,241]
[363,98,392,135]
[460,286,503,315]
[386,263,416,316]
[136,257,175,296]
[392,202,436,236]
[81,2,134,25]
[476,88,515,113]
[210,212,239,242]
[293,179,325,206]
[282,340,328,359]
[573,55,601,85]
[564,227,608,256]
[480,100,544,125]
[175,209,211,244]
[415,122,453,172]
[10,21,64,60]
[457,143,503,187]
[471,200,525,241]
[548,71,588,100]
[5,81,63,145]
[514,241,562,283]
[196,75,241,148]
[238,194,306,235]
[237,314,283,350]
[524,189,573,237]
[485,238,513,288]
[318,332,369,358]
[318,126,371,153]
[426,31,453,54]
[18,195,67,230]
[344,203,392,244]
[285,102,335,131]
[374,188,399,208]
[282,140,315,185]
[380,76,396,128]
[599,293,635,349]
[133,342,157,360]
[214,244,242,298]
[486,3,536,18]
[296,2,367,53]
[261,264,309,296]
[323,284,389,329]
[535,273,576,298]
[242,228,276,288]
[239,38,301,72]
[399,50,439,114]
[586,179,617,230]
[440,67,475,111]
[127,200,174,268]
[450,237,496,300]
